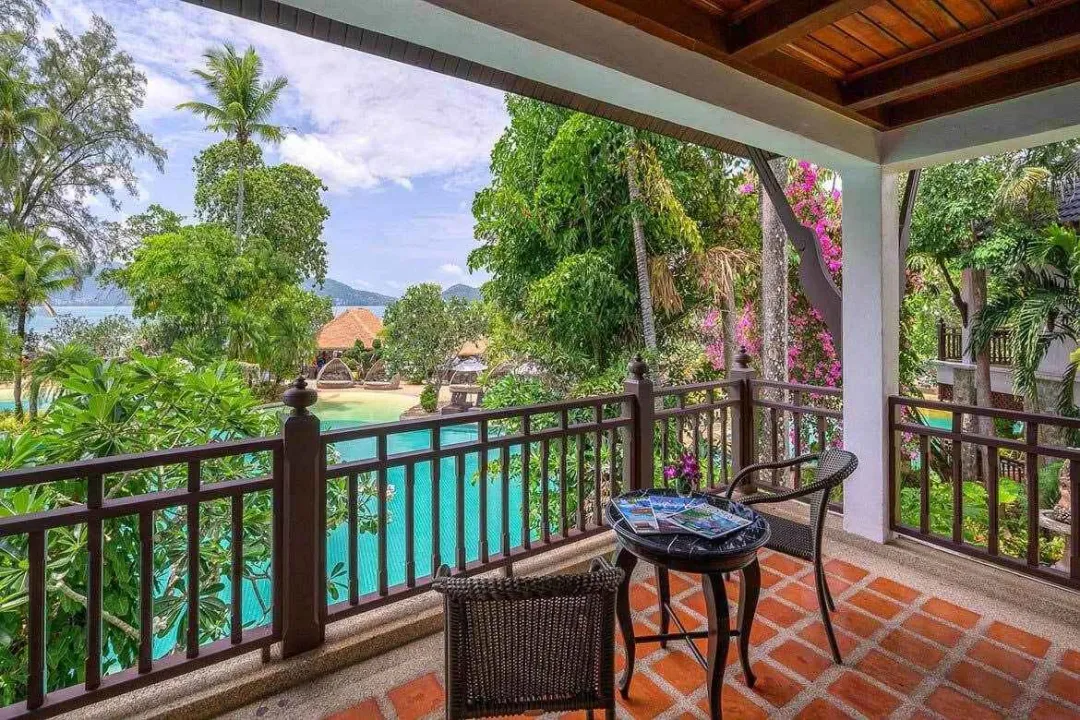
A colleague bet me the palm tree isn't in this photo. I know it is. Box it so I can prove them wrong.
[178,45,287,237]
[27,340,94,419]
[971,224,1080,412]
[622,130,702,352]
[0,229,79,417]
[996,141,1080,223]
[624,129,657,351]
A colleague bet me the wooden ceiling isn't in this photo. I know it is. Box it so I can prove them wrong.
[570,0,1080,128]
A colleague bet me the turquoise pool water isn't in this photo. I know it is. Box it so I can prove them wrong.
[173,396,525,657]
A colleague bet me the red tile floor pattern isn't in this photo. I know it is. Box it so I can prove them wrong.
[326,551,1080,720]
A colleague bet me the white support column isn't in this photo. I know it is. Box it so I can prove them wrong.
[839,165,900,543]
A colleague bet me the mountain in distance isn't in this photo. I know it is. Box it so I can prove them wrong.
[50,269,397,307]
[442,284,481,302]
[307,278,397,306]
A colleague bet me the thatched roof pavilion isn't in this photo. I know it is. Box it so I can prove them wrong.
[316,308,382,352]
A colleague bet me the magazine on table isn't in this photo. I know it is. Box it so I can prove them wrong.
[649,495,706,533]
[614,494,706,535]
[612,495,661,533]
[664,503,752,540]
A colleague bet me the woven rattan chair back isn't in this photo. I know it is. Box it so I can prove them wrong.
[807,449,858,548]
[433,561,623,719]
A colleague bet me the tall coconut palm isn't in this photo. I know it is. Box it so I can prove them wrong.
[178,44,287,237]
[624,129,657,351]
[0,229,79,417]
[622,129,702,352]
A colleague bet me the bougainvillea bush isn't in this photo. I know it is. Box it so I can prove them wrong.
[709,161,843,389]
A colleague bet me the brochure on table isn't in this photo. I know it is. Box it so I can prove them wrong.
[613,495,751,539]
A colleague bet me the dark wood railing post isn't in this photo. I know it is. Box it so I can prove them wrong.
[728,346,758,484]
[937,320,946,361]
[280,376,325,658]
[623,355,654,490]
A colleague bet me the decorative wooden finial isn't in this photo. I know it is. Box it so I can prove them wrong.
[628,354,648,380]
[283,375,317,414]
[734,346,751,370]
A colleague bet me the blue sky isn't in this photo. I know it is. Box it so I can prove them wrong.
[46,0,508,296]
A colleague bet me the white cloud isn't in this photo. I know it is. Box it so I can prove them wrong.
[278,134,379,191]
[439,263,465,277]
[56,0,508,193]
[137,70,195,120]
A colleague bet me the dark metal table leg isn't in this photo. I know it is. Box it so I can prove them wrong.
[737,558,761,688]
[614,547,638,697]
[702,572,730,720]
[656,567,671,648]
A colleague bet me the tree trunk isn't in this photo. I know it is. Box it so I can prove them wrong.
[625,139,657,351]
[760,157,789,388]
[13,306,25,419]
[28,379,38,420]
[970,268,994,482]
[235,143,246,239]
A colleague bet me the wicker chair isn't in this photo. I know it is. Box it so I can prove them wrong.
[722,448,858,664]
[432,559,624,719]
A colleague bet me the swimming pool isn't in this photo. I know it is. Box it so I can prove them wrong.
[199,393,524,656]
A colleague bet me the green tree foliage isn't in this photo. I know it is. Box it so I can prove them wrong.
[381,284,485,384]
[194,141,329,282]
[419,383,438,413]
[111,224,331,378]
[0,15,165,257]
[910,157,1018,274]
[117,203,183,259]
[342,337,381,374]
[178,45,287,237]
[0,355,360,704]
[470,97,725,378]
[972,224,1080,408]
[0,229,78,416]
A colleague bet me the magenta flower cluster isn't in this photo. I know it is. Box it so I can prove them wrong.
[663,451,702,491]
[713,161,843,389]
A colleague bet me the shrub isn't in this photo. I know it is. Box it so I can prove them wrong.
[420,383,439,413]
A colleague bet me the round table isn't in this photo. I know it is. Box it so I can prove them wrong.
[606,490,771,720]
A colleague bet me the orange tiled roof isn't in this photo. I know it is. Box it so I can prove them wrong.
[317,308,383,351]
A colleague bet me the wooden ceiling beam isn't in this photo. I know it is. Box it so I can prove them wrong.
[569,0,726,52]
[883,46,1080,125]
[726,0,883,59]
[567,0,890,126]
[843,1,1080,110]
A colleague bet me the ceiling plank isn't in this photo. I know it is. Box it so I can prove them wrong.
[570,0,726,50]
[726,0,883,58]
[883,46,1080,124]
[844,1,1080,109]
[567,0,887,124]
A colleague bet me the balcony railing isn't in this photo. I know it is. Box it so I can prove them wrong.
[0,350,851,719]
[937,321,1012,365]
[889,395,1080,590]
[14,353,1077,719]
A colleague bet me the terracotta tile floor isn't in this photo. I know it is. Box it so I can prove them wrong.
[242,549,1080,720]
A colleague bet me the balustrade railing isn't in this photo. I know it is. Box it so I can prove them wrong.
[318,393,633,622]
[749,378,843,508]
[937,321,1012,365]
[0,356,845,719]
[890,396,1080,590]
[0,436,283,719]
